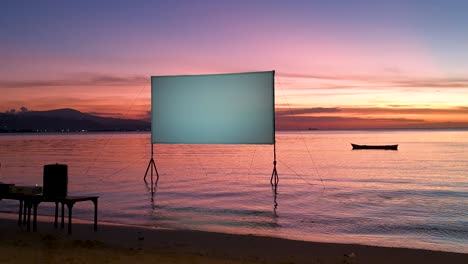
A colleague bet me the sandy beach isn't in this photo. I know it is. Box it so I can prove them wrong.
[0,212,466,264]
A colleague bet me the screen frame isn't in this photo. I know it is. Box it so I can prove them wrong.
[150,70,275,145]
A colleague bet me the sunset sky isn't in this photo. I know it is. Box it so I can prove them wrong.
[1,0,468,129]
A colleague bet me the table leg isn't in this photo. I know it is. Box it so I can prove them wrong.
[22,202,27,226]
[33,202,38,232]
[67,203,74,235]
[93,198,98,231]
[18,200,23,226]
[26,203,31,232]
[61,202,65,228]
[54,202,59,228]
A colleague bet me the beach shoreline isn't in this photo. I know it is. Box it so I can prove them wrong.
[0,212,466,264]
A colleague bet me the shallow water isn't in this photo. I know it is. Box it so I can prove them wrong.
[0,130,467,253]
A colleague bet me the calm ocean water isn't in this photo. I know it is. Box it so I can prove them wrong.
[0,130,467,253]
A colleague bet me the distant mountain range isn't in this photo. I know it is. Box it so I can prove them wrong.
[0,108,150,132]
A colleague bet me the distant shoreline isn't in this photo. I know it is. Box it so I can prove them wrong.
[0,129,150,133]
[1,127,467,134]
[2,108,467,133]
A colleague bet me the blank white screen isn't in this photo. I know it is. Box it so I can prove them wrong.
[151,71,274,144]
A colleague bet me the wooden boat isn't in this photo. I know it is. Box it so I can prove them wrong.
[351,143,398,150]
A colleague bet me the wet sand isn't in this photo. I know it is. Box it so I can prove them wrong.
[0,212,466,264]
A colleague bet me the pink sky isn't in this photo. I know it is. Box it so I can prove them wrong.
[1,1,468,129]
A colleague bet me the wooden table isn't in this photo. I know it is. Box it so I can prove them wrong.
[54,196,99,234]
[1,194,99,234]
[43,196,99,234]
[0,193,42,231]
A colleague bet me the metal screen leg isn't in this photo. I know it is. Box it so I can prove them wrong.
[270,161,279,188]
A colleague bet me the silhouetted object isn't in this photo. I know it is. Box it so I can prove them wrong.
[53,196,98,234]
[270,145,279,189]
[272,185,278,216]
[271,163,279,187]
[43,163,68,197]
[145,71,279,202]
[351,143,398,150]
[0,183,14,196]
[144,175,158,206]
[2,165,99,234]
[144,144,159,195]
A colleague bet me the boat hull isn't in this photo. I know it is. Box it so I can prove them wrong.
[351,143,398,150]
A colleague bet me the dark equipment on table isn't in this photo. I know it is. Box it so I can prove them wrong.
[43,163,68,197]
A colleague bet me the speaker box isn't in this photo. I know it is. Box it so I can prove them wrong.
[43,163,68,197]
[0,183,14,196]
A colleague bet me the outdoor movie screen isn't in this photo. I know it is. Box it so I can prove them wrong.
[151,71,275,144]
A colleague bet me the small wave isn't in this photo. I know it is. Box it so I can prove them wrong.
[350,223,468,240]
[154,204,274,217]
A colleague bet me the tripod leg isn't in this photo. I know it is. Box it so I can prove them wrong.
[150,160,154,194]
[272,185,278,209]
[271,167,279,187]
[144,157,160,196]
[270,169,275,185]
[144,158,152,182]
[152,160,160,185]
[274,169,279,186]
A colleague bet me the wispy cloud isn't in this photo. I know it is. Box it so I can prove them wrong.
[4,71,468,90]
[278,72,468,90]
[276,106,468,116]
[276,107,340,116]
[276,115,425,130]
[276,114,468,130]
[0,74,148,88]
[341,106,468,115]
[86,111,124,117]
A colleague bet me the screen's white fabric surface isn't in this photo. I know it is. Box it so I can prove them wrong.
[151,71,274,144]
